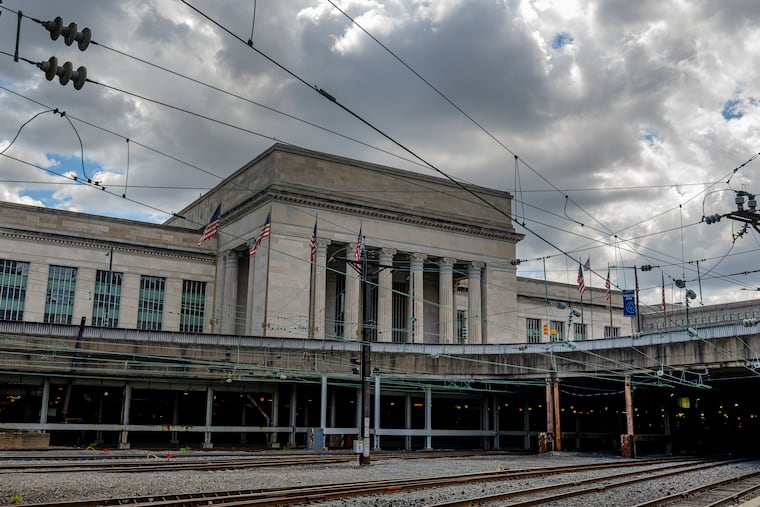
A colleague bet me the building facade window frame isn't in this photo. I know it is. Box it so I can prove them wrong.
[573,322,587,341]
[0,259,29,321]
[137,275,166,331]
[550,320,564,342]
[44,265,77,324]
[526,317,540,343]
[92,270,123,328]
[604,325,620,338]
[180,279,206,333]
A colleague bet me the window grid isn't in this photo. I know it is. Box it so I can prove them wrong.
[138,275,165,331]
[526,318,540,343]
[180,280,206,333]
[604,326,620,338]
[550,320,564,342]
[44,265,77,324]
[573,323,587,341]
[0,260,29,321]
[92,270,123,328]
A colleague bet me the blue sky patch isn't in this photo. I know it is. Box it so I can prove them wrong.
[640,128,662,146]
[551,32,574,49]
[721,99,744,120]
[46,153,106,182]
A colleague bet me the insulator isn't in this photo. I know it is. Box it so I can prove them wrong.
[72,66,87,90]
[40,56,58,81]
[58,61,73,86]
[43,17,91,51]
[43,16,64,41]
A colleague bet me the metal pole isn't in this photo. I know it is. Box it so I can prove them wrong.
[360,246,371,465]
[634,266,641,332]
[14,11,22,62]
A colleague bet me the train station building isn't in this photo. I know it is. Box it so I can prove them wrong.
[0,144,758,455]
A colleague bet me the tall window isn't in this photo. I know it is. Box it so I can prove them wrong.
[0,260,29,321]
[573,323,587,341]
[45,265,77,324]
[92,270,122,328]
[392,281,408,343]
[526,318,540,343]
[138,275,165,330]
[550,320,564,342]
[180,280,206,333]
[456,309,467,344]
[604,326,620,338]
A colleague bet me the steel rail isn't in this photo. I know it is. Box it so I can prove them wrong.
[14,459,703,507]
[426,459,750,506]
[631,469,760,506]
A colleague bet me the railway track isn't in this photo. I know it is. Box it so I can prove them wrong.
[426,459,757,507]
[632,469,760,506]
[0,450,508,474]
[10,458,706,507]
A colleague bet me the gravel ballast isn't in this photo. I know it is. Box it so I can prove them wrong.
[2,451,759,506]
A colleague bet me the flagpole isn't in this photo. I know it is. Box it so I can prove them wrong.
[308,217,317,339]
[608,263,613,333]
[263,207,272,337]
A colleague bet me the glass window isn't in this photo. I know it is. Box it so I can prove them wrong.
[92,270,122,327]
[573,323,586,341]
[44,265,77,324]
[526,318,540,343]
[180,280,206,333]
[0,259,29,321]
[604,326,620,338]
[550,320,563,342]
[138,275,165,331]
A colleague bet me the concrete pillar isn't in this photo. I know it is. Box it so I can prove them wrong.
[438,257,455,344]
[481,395,490,450]
[553,379,562,452]
[424,386,432,450]
[355,388,362,435]
[118,383,131,449]
[203,385,213,448]
[523,399,531,450]
[374,375,381,450]
[270,385,280,447]
[467,262,484,343]
[213,256,225,334]
[377,248,396,342]
[39,379,50,428]
[288,386,297,447]
[405,393,412,451]
[320,376,328,430]
[312,239,331,339]
[221,251,240,334]
[622,375,636,458]
[492,396,500,450]
[410,253,427,343]
[344,243,361,340]
[171,391,179,445]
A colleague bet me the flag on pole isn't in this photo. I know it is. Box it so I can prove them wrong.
[197,204,221,246]
[605,269,611,302]
[309,219,317,262]
[249,211,271,256]
[583,256,591,271]
[354,226,363,262]
[577,263,586,296]
[661,272,666,311]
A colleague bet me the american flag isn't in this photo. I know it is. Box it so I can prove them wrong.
[309,220,317,262]
[577,264,586,296]
[605,269,611,302]
[354,227,363,262]
[249,211,271,256]
[197,204,221,246]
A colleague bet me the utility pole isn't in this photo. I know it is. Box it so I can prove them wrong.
[359,248,372,465]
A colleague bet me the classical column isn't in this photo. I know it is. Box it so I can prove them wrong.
[377,248,396,342]
[344,242,361,340]
[467,262,484,344]
[409,253,427,343]
[222,251,240,335]
[438,257,455,344]
[312,239,331,339]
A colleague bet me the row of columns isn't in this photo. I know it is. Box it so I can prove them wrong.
[213,240,486,343]
[311,241,485,343]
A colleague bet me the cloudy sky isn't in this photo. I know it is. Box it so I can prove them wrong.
[1,0,759,308]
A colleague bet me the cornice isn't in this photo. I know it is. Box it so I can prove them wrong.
[0,228,217,264]
[225,188,524,243]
